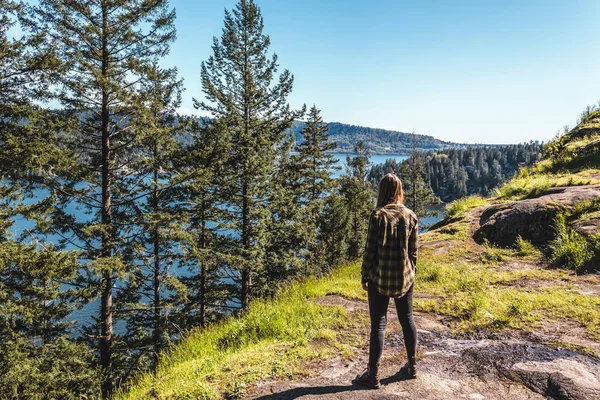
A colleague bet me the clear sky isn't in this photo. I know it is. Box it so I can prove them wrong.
[166,1,599,144]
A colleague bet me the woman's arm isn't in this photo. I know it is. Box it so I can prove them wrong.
[408,219,418,269]
[361,210,379,286]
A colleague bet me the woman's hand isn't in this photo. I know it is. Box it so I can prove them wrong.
[362,281,368,291]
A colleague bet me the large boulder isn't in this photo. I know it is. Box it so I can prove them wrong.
[475,185,600,247]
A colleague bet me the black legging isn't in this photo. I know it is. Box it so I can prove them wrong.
[368,282,417,368]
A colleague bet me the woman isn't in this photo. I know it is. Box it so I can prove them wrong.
[354,173,419,389]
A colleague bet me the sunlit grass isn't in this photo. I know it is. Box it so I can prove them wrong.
[514,235,543,259]
[550,213,595,271]
[493,170,600,200]
[114,263,363,400]
[415,256,600,338]
[444,195,488,219]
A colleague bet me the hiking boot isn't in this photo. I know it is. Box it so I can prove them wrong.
[354,364,380,389]
[400,356,417,379]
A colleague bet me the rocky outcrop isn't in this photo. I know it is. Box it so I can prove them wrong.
[508,359,600,400]
[475,185,600,247]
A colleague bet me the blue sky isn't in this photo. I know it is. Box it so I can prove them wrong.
[165,0,600,144]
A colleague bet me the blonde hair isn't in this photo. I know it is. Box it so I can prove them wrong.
[376,173,404,208]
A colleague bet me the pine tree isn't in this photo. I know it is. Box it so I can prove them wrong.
[177,117,237,328]
[195,0,302,309]
[401,133,438,222]
[340,141,374,259]
[317,187,351,269]
[0,243,100,399]
[259,134,306,292]
[293,105,338,271]
[31,0,176,395]
[0,4,100,397]
[114,64,187,370]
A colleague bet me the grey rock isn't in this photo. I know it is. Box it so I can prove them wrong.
[475,185,600,247]
[508,358,600,400]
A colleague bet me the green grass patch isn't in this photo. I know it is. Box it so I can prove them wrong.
[444,195,488,219]
[493,170,600,200]
[415,257,600,338]
[115,263,363,400]
[422,215,471,242]
[550,213,595,271]
[514,235,543,258]
[480,240,512,263]
[570,198,600,218]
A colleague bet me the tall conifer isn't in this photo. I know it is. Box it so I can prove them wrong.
[0,4,98,397]
[293,106,338,271]
[195,0,302,309]
[31,0,176,395]
[340,141,374,259]
[115,64,186,370]
[401,133,438,222]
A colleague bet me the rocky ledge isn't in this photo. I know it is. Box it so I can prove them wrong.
[475,185,600,247]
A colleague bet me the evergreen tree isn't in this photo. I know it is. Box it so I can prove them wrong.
[293,105,338,271]
[0,244,100,399]
[317,187,351,269]
[400,133,438,222]
[0,4,100,397]
[31,0,176,395]
[115,64,187,370]
[195,0,303,309]
[340,141,374,259]
[178,117,237,328]
[369,143,543,203]
[259,135,306,292]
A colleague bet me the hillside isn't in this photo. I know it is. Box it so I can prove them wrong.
[116,113,600,399]
[289,121,462,154]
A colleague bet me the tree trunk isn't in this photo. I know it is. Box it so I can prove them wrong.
[100,5,113,396]
[241,181,251,310]
[152,153,161,368]
[199,196,207,327]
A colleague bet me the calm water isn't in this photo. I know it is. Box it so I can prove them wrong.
[9,153,443,330]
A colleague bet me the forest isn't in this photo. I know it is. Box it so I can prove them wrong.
[288,120,458,154]
[368,143,544,202]
[0,1,377,398]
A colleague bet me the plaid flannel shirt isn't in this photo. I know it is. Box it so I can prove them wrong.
[361,203,418,298]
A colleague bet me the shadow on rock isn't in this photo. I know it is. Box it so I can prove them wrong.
[251,384,368,400]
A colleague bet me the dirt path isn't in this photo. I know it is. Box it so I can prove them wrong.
[245,296,600,400]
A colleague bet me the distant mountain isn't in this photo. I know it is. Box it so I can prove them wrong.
[289,121,462,154]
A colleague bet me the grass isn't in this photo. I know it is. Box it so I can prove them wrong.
[550,213,595,271]
[444,195,488,219]
[114,263,364,400]
[570,197,600,218]
[493,169,600,200]
[415,252,600,338]
[514,235,542,259]
[421,214,472,242]
[480,239,512,263]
